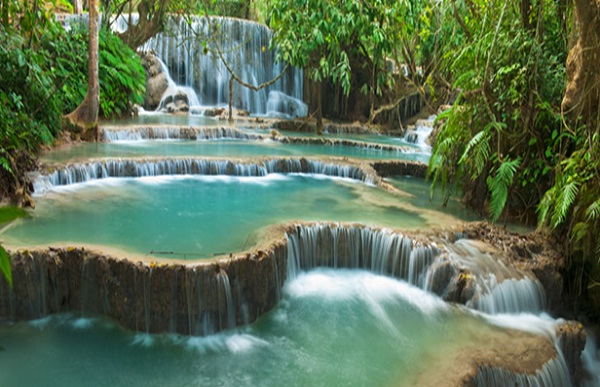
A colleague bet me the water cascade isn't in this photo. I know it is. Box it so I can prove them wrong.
[32,158,378,193]
[155,57,201,113]
[101,126,264,141]
[474,357,572,386]
[138,16,304,116]
[443,239,546,314]
[284,224,574,386]
[0,222,584,384]
[403,116,435,148]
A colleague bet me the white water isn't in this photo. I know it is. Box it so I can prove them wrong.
[581,329,600,386]
[102,126,262,142]
[284,224,574,386]
[32,158,374,194]
[140,16,304,116]
[403,115,435,149]
[155,57,201,112]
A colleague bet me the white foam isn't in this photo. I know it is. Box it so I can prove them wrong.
[285,269,448,316]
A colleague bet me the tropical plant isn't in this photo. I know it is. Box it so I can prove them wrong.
[40,24,146,119]
[429,0,567,224]
[0,206,28,288]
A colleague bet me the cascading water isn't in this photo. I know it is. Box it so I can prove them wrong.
[155,57,201,112]
[403,116,435,148]
[101,126,263,141]
[284,224,573,386]
[138,16,305,116]
[32,158,375,193]
[443,239,547,314]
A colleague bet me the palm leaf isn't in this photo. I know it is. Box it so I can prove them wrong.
[586,199,600,221]
[487,157,520,222]
[551,180,579,228]
[0,245,12,288]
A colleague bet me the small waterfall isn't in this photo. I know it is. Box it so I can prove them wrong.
[444,239,546,314]
[581,330,600,386]
[155,57,201,112]
[284,224,574,386]
[216,271,235,331]
[33,158,375,192]
[140,16,304,116]
[472,276,546,314]
[266,91,308,118]
[285,224,440,288]
[474,357,572,387]
[403,116,435,147]
[101,126,263,141]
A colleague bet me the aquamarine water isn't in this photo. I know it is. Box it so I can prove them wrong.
[2,175,431,258]
[0,269,536,387]
[101,113,218,127]
[41,140,429,165]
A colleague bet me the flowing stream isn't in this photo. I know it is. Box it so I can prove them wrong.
[1,15,597,386]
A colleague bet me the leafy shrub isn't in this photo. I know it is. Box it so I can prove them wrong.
[0,29,62,180]
[40,23,146,118]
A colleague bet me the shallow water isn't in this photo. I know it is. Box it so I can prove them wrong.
[0,269,542,387]
[41,140,429,165]
[100,113,218,127]
[2,175,437,258]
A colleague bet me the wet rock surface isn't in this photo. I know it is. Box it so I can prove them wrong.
[0,221,589,385]
[141,52,168,111]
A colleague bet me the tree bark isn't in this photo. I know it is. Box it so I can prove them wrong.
[116,0,167,49]
[73,0,83,14]
[562,0,600,125]
[63,0,99,141]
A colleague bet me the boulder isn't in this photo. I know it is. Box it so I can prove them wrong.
[141,52,169,111]
[160,92,189,114]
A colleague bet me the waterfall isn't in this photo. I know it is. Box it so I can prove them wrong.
[101,126,263,141]
[471,276,546,314]
[155,57,201,112]
[581,329,600,386]
[285,224,440,288]
[403,116,435,148]
[33,158,375,193]
[284,224,573,386]
[140,16,304,116]
[474,357,572,387]
[216,272,235,331]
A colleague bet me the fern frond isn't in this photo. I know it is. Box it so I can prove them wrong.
[537,186,557,226]
[487,157,520,222]
[586,199,600,221]
[551,180,579,228]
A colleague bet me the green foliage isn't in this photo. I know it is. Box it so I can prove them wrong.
[0,205,26,288]
[39,24,146,118]
[538,129,600,265]
[429,0,567,222]
[1,20,145,202]
[269,0,434,99]
[98,30,146,117]
[487,157,520,222]
[0,206,28,224]
[0,245,11,288]
[0,27,63,181]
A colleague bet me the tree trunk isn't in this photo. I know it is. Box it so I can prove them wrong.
[316,81,323,134]
[63,0,99,141]
[117,0,167,49]
[561,0,600,125]
[73,0,83,14]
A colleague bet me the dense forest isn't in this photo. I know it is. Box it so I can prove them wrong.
[1,0,599,320]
